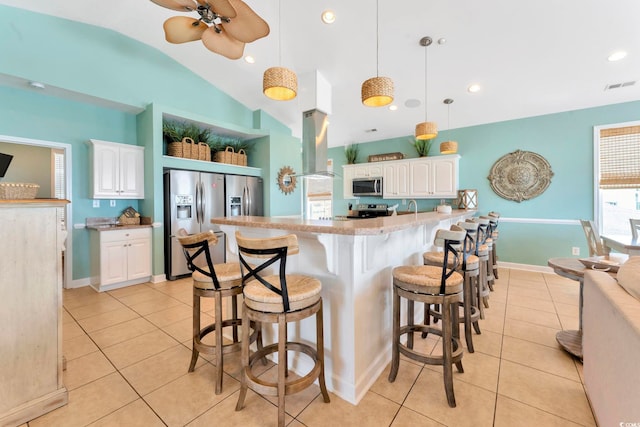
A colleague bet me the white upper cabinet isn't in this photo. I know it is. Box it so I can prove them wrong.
[382,161,410,198]
[89,139,145,199]
[343,155,459,199]
[342,163,384,198]
[406,155,459,198]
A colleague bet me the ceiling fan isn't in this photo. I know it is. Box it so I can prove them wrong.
[150,0,270,60]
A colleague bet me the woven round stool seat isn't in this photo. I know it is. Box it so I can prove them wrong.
[193,263,243,290]
[243,274,322,313]
[477,244,489,256]
[423,251,479,270]
[393,265,463,295]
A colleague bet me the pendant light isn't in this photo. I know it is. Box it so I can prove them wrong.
[440,98,458,154]
[415,36,438,140]
[361,0,394,107]
[263,0,297,101]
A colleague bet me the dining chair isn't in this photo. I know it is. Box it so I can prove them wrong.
[629,218,640,240]
[580,220,607,257]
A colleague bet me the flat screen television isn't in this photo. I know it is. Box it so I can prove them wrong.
[0,153,13,178]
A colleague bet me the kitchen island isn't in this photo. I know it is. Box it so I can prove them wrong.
[211,209,474,404]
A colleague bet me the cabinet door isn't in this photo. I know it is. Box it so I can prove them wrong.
[342,166,355,198]
[410,159,433,197]
[367,164,383,177]
[100,240,128,285]
[119,146,145,198]
[431,157,457,197]
[383,162,409,198]
[127,238,152,280]
[93,143,120,198]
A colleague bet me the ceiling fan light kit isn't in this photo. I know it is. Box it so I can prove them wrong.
[263,66,298,101]
[150,0,269,60]
[414,36,438,140]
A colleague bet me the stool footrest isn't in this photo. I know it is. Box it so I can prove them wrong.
[245,341,322,397]
[397,325,463,365]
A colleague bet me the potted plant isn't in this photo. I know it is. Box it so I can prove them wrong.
[344,144,359,164]
[409,138,433,157]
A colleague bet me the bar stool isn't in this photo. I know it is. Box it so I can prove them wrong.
[466,218,491,315]
[488,211,501,280]
[177,229,258,395]
[389,227,466,407]
[234,232,330,427]
[479,215,497,291]
[422,224,481,352]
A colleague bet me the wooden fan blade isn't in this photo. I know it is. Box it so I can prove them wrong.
[204,0,237,18]
[222,0,269,43]
[163,16,208,43]
[150,0,197,12]
[201,26,245,59]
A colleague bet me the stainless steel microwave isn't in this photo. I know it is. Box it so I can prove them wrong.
[352,177,383,197]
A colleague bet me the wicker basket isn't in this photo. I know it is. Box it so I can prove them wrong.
[214,146,235,164]
[167,137,196,159]
[118,214,140,225]
[197,142,211,161]
[0,183,39,199]
[234,149,247,166]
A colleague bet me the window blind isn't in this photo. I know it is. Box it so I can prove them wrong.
[599,125,640,189]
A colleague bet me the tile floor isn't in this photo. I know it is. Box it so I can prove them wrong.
[25,268,595,427]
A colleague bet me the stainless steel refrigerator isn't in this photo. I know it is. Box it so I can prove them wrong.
[164,169,226,280]
[225,175,263,217]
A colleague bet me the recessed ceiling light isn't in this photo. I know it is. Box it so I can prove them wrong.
[467,84,481,93]
[244,55,255,64]
[608,51,627,62]
[388,105,398,111]
[321,9,336,24]
[29,81,46,89]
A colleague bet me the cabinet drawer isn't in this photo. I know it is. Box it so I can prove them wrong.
[100,227,151,243]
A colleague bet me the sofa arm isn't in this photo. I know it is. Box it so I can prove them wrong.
[583,270,640,427]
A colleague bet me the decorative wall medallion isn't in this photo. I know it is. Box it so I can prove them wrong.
[277,166,297,195]
[487,150,553,202]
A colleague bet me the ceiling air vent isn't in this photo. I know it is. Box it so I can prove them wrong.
[604,81,636,91]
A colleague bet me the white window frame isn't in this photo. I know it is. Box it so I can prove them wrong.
[593,119,640,229]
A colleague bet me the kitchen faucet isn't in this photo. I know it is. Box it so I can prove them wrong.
[407,199,417,214]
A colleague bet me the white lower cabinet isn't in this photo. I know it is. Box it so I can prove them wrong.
[90,227,152,292]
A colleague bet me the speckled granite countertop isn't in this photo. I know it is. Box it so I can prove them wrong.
[211,209,475,236]
[86,224,152,231]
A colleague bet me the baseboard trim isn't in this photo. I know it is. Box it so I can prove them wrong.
[497,261,554,273]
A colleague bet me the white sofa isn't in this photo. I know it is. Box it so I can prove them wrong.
[583,269,640,426]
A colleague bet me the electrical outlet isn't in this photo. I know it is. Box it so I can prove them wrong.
[92,200,100,208]
[572,247,580,256]
[110,200,116,207]
[402,199,407,205]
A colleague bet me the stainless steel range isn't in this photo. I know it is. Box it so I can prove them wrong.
[347,203,391,219]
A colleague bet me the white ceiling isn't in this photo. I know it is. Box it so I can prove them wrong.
[1,0,639,147]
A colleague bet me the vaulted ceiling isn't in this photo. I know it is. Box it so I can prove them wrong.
[1,0,639,147]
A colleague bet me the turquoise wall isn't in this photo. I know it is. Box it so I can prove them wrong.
[0,5,301,281]
[2,4,639,275]
[331,101,640,265]
[0,85,139,280]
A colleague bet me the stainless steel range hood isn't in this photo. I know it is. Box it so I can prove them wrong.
[299,108,335,177]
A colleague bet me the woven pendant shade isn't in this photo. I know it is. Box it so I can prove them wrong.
[440,140,458,154]
[361,76,394,107]
[263,66,297,101]
[415,121,438,140]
